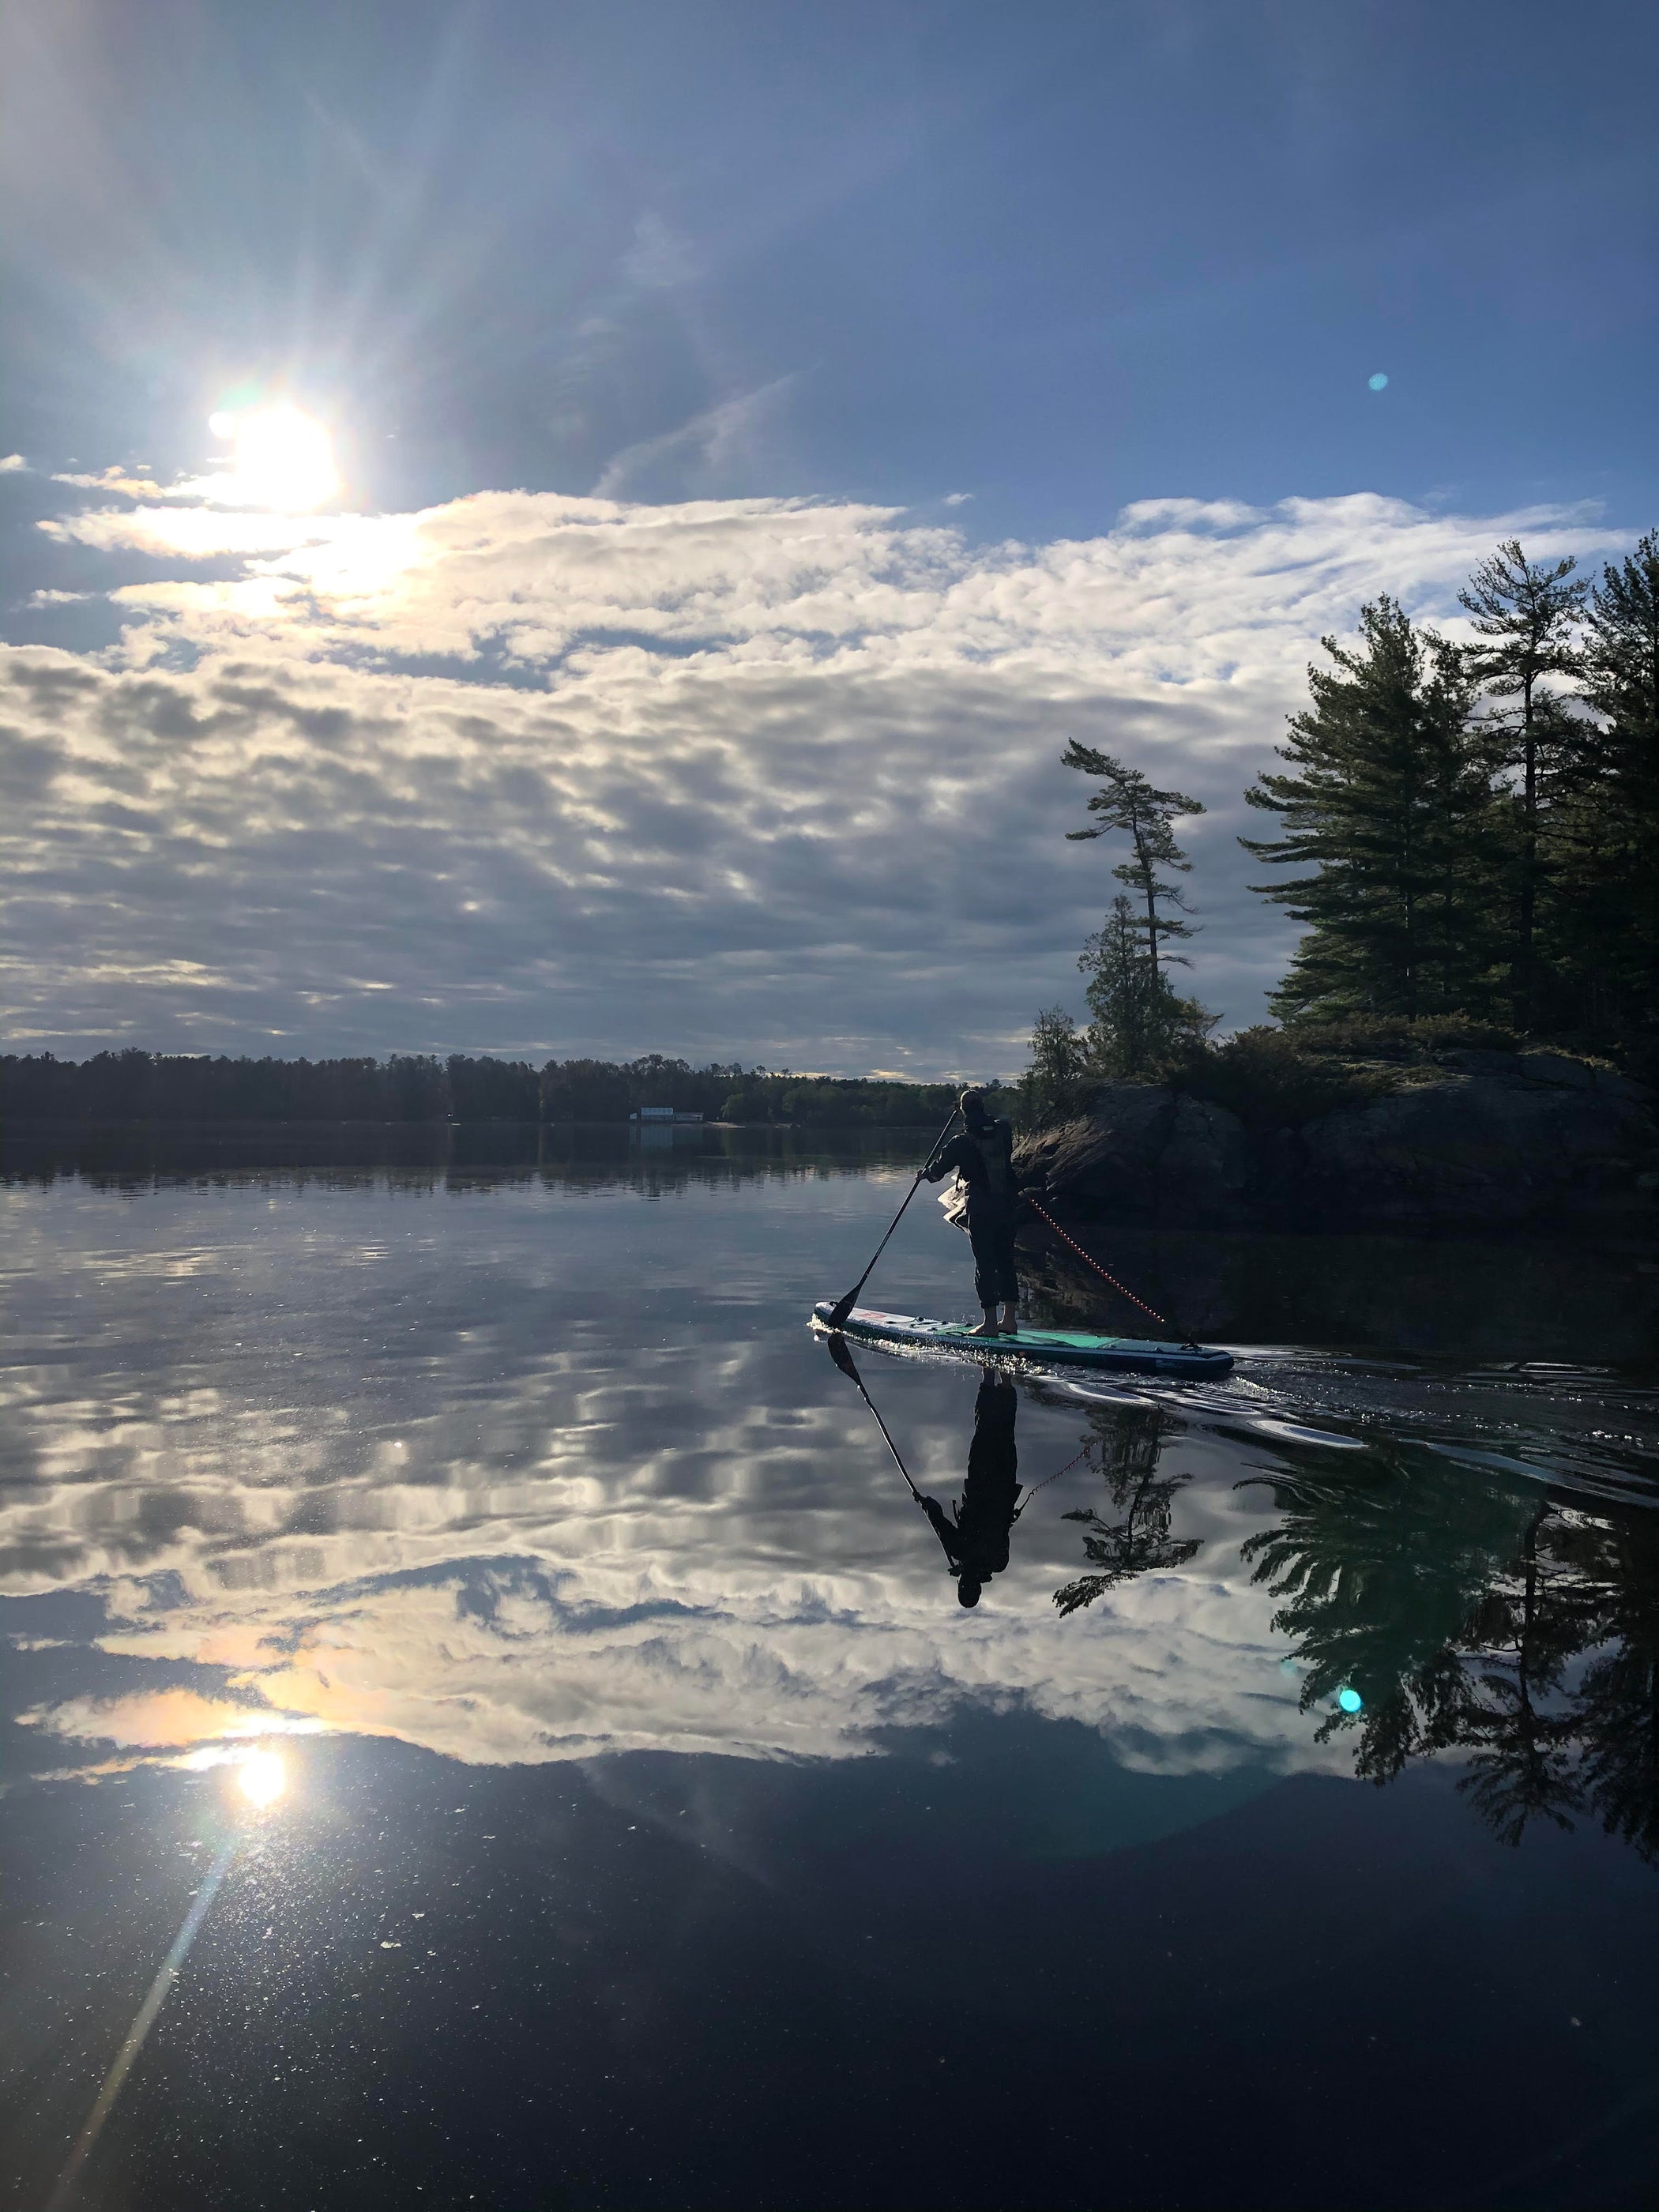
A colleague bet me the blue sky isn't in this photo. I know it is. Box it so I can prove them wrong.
[1,0,1654,1072]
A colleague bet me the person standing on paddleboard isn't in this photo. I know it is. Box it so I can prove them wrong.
[924,1089,1021,1337]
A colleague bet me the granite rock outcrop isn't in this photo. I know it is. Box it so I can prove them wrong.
[1014,1051,1658,1234]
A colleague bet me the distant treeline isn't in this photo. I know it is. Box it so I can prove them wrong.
[0,1049,1012,1128]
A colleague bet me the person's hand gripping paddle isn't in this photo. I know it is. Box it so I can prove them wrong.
[826,1107,959,1331]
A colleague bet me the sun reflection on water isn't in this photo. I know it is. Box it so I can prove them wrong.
[236,1747,287,1808]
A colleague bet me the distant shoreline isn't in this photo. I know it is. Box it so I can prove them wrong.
[0,1112,949,1133]
[0,1051,1012,1134]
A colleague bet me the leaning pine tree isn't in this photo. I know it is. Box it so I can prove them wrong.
[1241,597,1497,1024]
[1061,743,1213,1074]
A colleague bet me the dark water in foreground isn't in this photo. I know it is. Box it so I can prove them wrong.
[3,1131,1659,2211]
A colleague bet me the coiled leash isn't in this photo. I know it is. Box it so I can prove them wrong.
[1022,1194,1187,1341]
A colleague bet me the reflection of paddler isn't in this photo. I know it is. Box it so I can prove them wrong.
[919,1371,1021,1608]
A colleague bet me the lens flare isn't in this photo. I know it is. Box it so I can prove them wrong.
[1367,372,1389,392]
[212,404,338,510]
[1337,1687,1364,1714]
[238,1748,286,1806]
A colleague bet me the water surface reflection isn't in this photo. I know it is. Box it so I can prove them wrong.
[4,1145,1659,2210]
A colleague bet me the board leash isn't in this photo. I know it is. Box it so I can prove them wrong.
[1023,1195,1179,1336]
[1011,1436,1097,1518]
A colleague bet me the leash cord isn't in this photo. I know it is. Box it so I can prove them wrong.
[1023,1196,1174,1334]
[1011,1437,1097,1518]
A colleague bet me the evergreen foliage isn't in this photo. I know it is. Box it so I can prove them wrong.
[1241,597,1493,1023]
[1017,1005,1093,1123]
[1061,741,1206,978]
[1458,540,1587,1026]
[1025,529,1659,1116]
[1556,530,1659,1055]
[1061,742,1214,1075]
[1077,894,1215,1078]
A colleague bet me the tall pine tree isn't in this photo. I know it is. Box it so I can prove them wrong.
[1555,531,1659,1058]
[1242,598,1495,1023]
[1458,541,1586,1028]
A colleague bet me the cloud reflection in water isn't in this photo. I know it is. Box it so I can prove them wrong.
[2,1161,1318,1784]
[6,1151,1657,1835]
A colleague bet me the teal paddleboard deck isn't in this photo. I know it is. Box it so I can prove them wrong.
[812,1303,1233,1380]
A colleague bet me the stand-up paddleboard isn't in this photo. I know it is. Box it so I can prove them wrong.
[811,1302,1233,1380]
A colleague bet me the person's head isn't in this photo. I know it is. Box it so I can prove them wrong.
[958,1089,991,1131]
[956,1574,983,1608]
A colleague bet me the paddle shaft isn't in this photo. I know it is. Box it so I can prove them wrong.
[827,1108,960,1329]
[825,1334,924,1500]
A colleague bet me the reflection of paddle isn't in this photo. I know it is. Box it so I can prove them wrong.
[825,1331,924,1501]
[826,1108,959,1330]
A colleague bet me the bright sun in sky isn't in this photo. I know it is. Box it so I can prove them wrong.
[209,404,338,510]
[237,1747,287,1807]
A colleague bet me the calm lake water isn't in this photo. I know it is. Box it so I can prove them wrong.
[4,1128,1659,2211]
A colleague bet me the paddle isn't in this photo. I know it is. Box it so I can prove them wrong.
[824,1330,923,1501]
[826,1107,960,1330]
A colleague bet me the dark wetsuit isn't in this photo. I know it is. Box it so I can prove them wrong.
[925,1118,1019,1311]
[920,1374,1021,1587]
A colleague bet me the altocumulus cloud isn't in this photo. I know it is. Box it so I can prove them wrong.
[2,482,1616,1068]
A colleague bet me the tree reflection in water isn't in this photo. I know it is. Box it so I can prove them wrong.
[1044,1396,1659,1860]
[1051,1401,1198,1616]
[1237,1445,1659,1859]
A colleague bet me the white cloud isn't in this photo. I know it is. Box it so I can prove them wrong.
[591,378,797,499]
[0,480,1623,1066]
[0,452,26,472]
[619,209,702,292]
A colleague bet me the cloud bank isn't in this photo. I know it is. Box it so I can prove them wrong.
[2,480,1617,1068]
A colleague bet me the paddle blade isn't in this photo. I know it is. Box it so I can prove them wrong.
[826,1288,859,1330]
[825,1330,862,1382]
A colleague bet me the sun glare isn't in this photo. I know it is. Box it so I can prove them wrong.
[237,1748,287,1807]
[213,404,338,511]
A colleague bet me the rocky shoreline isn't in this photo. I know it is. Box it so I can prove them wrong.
[1014,1050,1658,1236]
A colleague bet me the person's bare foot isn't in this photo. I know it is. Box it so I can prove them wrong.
[999,1304,1019,1335]
[969,1318,1000,1337]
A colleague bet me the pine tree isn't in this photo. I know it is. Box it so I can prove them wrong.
[1556,531,1659,1055]
[1078,894,1213,1078]
[1060,743,1206,983]
[1078,896,1154,1076]
[1019,1004,1091,1122]
[1458,541,1587,1028]
[1241,597,1495,1023]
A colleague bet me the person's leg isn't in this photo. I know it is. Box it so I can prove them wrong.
[967,1215,1000,1334]
[994,1220,1020,1334]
